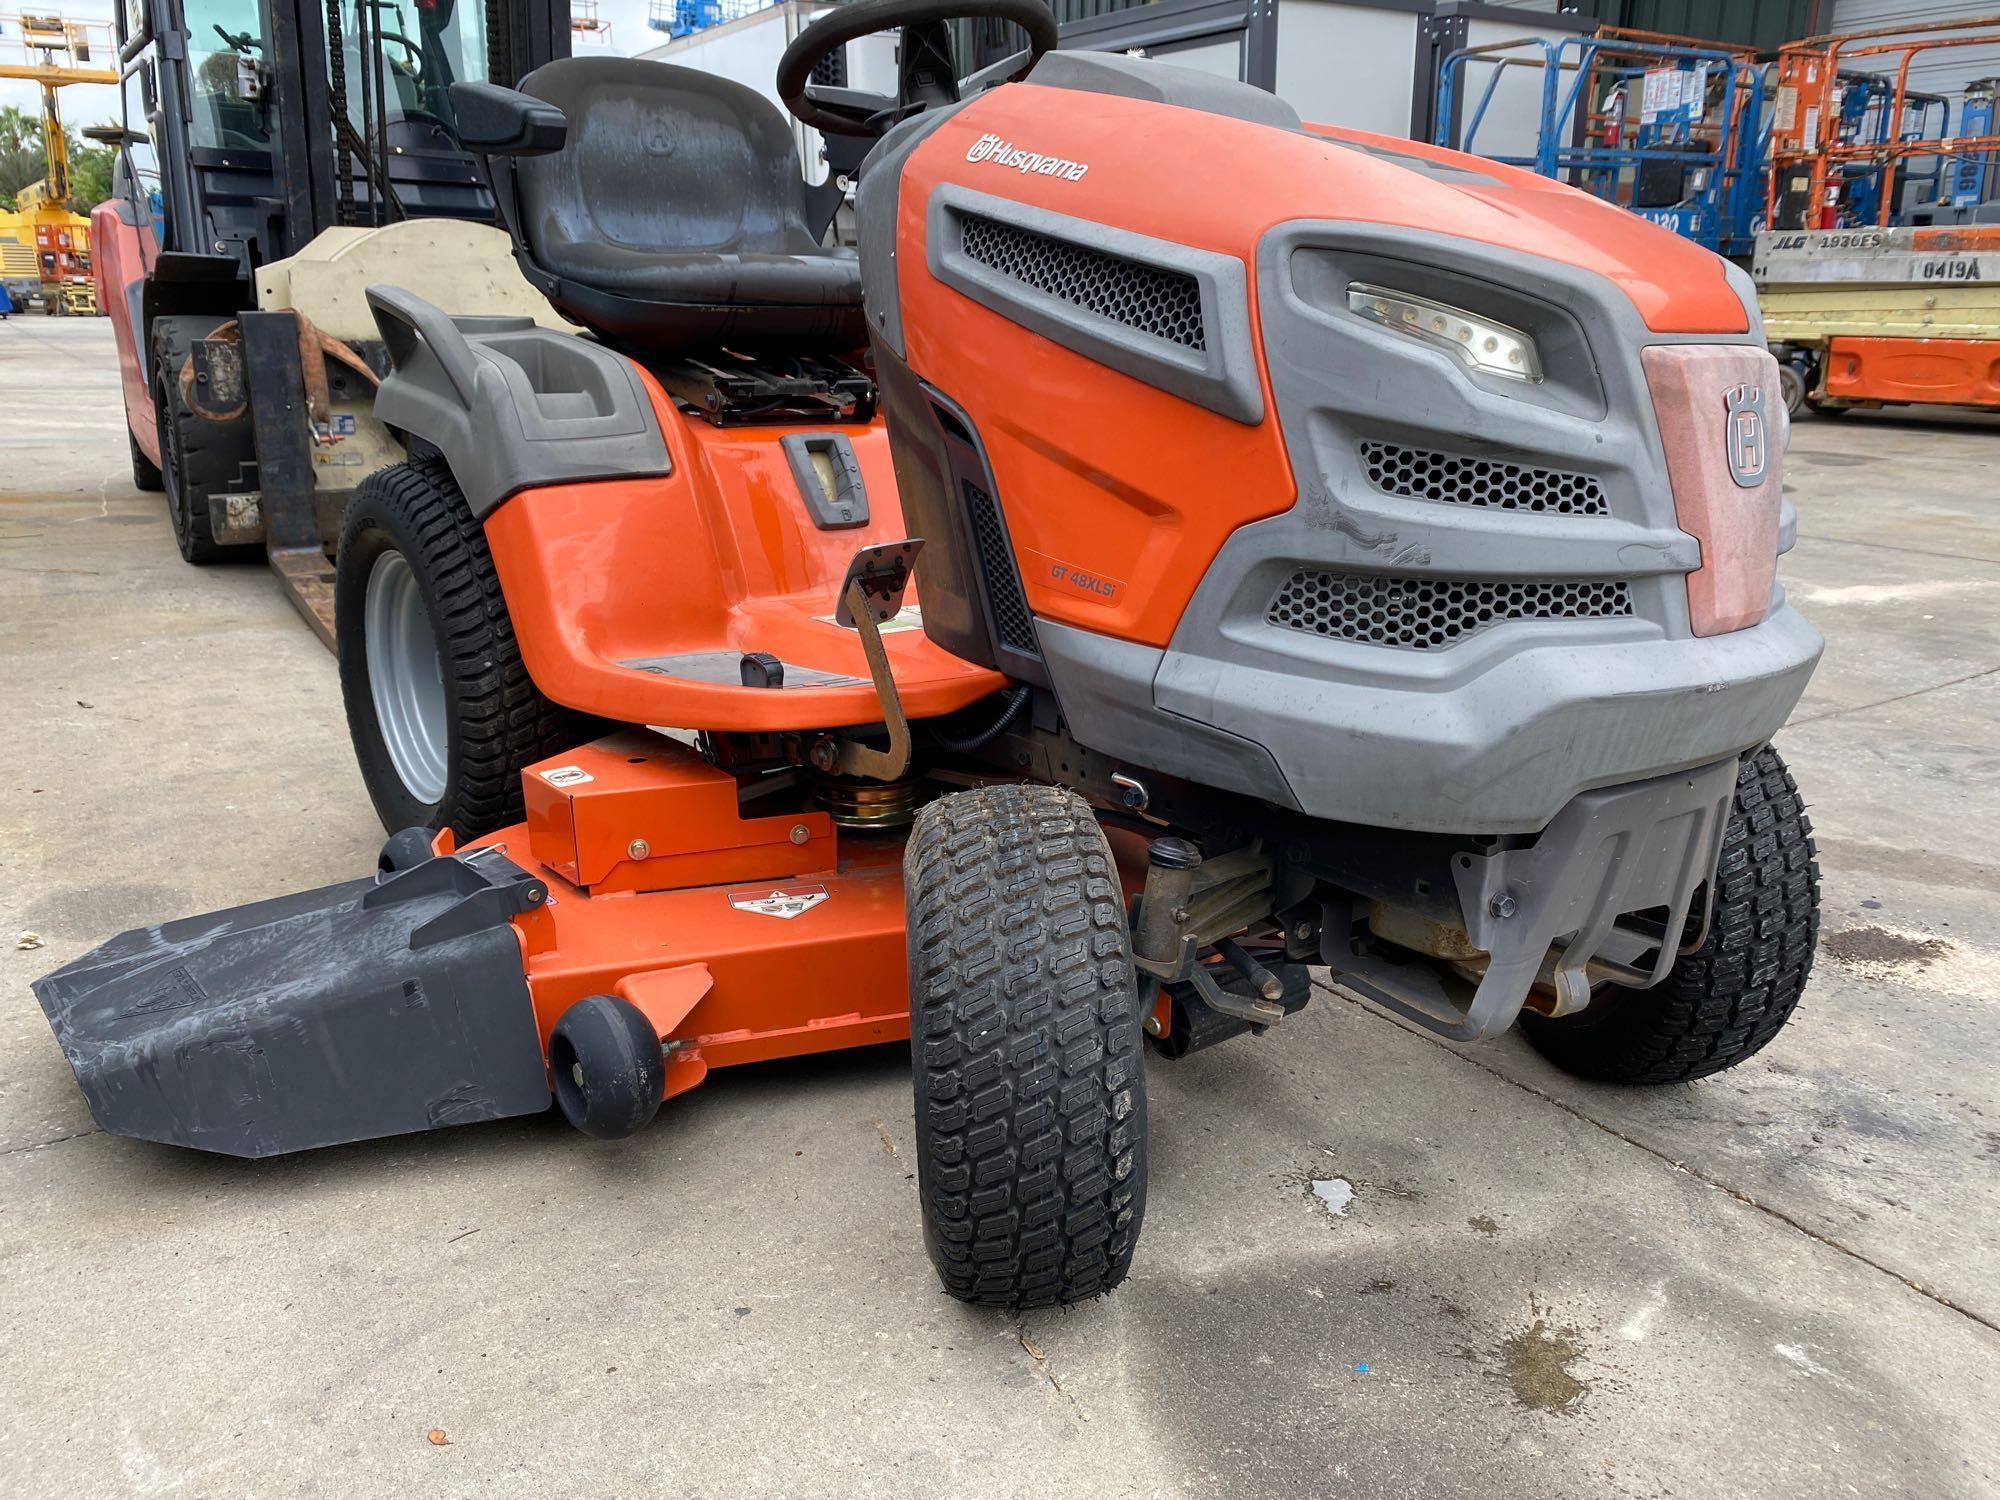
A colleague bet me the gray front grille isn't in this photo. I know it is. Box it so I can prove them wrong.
[1360,442,1610,517]
[964,481,1039,656]
[958,214,1206,351]
[1268,571,1634,650]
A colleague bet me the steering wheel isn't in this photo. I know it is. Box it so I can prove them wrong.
[777,0,1060,139]
[377,30,424,76]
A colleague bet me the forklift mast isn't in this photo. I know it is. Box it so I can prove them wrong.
[112,0,570,307]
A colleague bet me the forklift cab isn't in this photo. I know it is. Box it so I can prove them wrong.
[109,0,569,296]
[97,0,574,634]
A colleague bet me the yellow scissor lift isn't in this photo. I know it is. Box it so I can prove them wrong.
[0,11,117,314]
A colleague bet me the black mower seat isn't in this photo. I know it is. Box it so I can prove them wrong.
[508,57,864,356]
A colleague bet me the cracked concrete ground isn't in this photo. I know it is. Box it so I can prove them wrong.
[2,319,1996,1498]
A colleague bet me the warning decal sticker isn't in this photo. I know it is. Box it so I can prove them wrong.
[541,765,593,787]
[727,884,830,919]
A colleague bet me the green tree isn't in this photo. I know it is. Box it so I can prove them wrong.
[0,107,118,213]
[0,104,44,210]
[64,126,117,213]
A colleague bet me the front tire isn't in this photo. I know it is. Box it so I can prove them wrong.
[1519,746,1819,1084]
[905,784,1147,1308]
[156,368,256,564]
[336,458,602,841]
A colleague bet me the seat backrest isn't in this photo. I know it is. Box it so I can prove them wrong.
[515,57,820,263]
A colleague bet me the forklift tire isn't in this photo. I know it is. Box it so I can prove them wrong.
[129,428,164,492]
[337,458,604,842]
[152,319,259,564]
[155,365,257,565]
[1519,746,1819,1085]
[905,784,1147,1308]
[549,995,666,1140]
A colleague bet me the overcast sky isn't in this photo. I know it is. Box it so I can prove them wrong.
[1,0,661,132]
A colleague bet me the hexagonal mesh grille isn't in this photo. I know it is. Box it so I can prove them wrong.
[1359,442,1610,517]
[958,214,1206,351]
[964,481,1039,655]
[1267,571,1634,649]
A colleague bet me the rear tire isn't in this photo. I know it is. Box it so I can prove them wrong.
[1519,746,1820,1084]
[905,784,1147,1308]
[129,427,164,492]
[336,458,604,841]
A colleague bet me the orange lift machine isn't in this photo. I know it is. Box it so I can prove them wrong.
[1761,15,2000,413]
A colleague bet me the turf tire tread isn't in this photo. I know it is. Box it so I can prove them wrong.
[905,784,1147,1308]
[337,457,600,839]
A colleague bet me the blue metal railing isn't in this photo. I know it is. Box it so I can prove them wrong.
[1436,34,1771,257]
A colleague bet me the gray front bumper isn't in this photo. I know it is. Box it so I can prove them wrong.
[1040,601,1821,833]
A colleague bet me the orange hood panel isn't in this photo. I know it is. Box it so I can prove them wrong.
[913,84,1747,337]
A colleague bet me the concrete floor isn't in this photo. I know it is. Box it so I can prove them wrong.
[1,317,1996,1498]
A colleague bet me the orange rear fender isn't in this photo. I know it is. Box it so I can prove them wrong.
[481,366,1005,730]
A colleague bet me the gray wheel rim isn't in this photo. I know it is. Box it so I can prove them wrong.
[364,549,449,805]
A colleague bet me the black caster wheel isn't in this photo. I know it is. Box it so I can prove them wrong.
[377,826,437,874]
[550,995,666,1140]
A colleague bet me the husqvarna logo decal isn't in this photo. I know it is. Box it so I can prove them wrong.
[966,132,1089,182]
[1724,383,1768,488]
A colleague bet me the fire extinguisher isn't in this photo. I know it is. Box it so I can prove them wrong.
[1602,83,1626,150]
[1818,178,1840,229]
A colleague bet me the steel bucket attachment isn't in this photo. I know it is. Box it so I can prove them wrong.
[31,846,552,1157]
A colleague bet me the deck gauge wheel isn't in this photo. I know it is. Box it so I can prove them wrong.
[549,996,667,1140]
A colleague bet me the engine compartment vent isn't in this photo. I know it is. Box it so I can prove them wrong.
[1359,442,1610,517]
[1267,570,1634,650]
[958,214,1207,351]
[963,481,1039,656]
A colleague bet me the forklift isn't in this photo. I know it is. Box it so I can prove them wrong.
[93,0,572,641]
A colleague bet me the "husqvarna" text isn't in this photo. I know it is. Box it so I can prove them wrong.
[965,133,1089,182]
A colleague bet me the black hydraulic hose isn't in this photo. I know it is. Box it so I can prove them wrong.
[927,686,1031,754]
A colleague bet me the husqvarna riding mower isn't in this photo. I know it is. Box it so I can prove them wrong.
[35,0,1822,1307]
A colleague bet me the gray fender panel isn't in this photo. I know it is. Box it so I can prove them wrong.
[1036,620,1300,810]
[1024,51,1302,132]
[366,284,670,519]
[855,100,971,360]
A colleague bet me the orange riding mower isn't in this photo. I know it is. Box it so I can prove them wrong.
[36,0,1823,1307]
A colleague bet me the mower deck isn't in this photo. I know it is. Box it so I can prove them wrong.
[34,734,917,1158]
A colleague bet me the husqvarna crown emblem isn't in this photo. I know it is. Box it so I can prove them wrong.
[966,132,1089,182]
[1724,382,1768,488]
